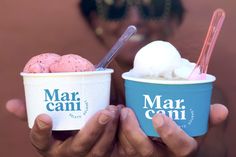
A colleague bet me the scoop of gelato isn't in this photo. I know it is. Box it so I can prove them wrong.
[23,53,95,73]
[23,53,61,73]
[129,41,196,79]
[50,54,95,72]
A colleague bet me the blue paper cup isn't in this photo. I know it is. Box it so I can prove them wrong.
[122,72,216,137]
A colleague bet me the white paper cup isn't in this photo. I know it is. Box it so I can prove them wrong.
[21,69,113,130]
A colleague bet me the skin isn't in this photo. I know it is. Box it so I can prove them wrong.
[6,100,228,157]
[6,99,121,157]
[6,4,229,157]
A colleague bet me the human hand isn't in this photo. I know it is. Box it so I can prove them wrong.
[6,99,120,157]
[117,104,228,157]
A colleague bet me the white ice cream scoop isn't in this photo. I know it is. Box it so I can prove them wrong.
[129,41,196,80]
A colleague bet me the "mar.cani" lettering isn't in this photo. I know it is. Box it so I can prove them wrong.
[44,89,81,111]
[143,94,186,120]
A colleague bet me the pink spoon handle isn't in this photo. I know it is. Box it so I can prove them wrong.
[189,9,226,80]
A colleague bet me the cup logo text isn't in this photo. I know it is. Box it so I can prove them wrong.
[143,95,186,120]
[44,89,81,111]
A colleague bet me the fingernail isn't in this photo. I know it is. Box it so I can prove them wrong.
[98,112,112,124]
[121,108,129,121]
[154,113,164,128]
[37,119,48,129]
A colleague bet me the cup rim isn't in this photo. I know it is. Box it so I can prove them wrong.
[122,72,216,84]
[21,68,114,77]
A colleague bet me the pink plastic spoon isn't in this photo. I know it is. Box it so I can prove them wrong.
[189,9,226,80]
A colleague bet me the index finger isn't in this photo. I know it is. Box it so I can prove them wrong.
[6,99,27,121]
[60,106,117,156]
[120,108,156,157]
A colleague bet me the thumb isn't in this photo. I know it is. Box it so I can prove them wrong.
[30,114,53,153]
[209,103,228,126]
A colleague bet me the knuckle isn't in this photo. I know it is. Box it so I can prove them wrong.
[70,144,88,156]
[90,145,114,157]
[141,151,153,157]
[106,124,116,133]
[122,124,134,135]
[140,149,154,157]
[107,105,118,112]
[30,137,47,152]
[89,151,106,157]
[87,128,99,137]
[161,128,174,139]
[176,141,198,157]
[125,148,137,156]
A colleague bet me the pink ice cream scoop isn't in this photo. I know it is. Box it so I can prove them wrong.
[23,53,95,73]
[50,54,95,72]
[23,53,61,73]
